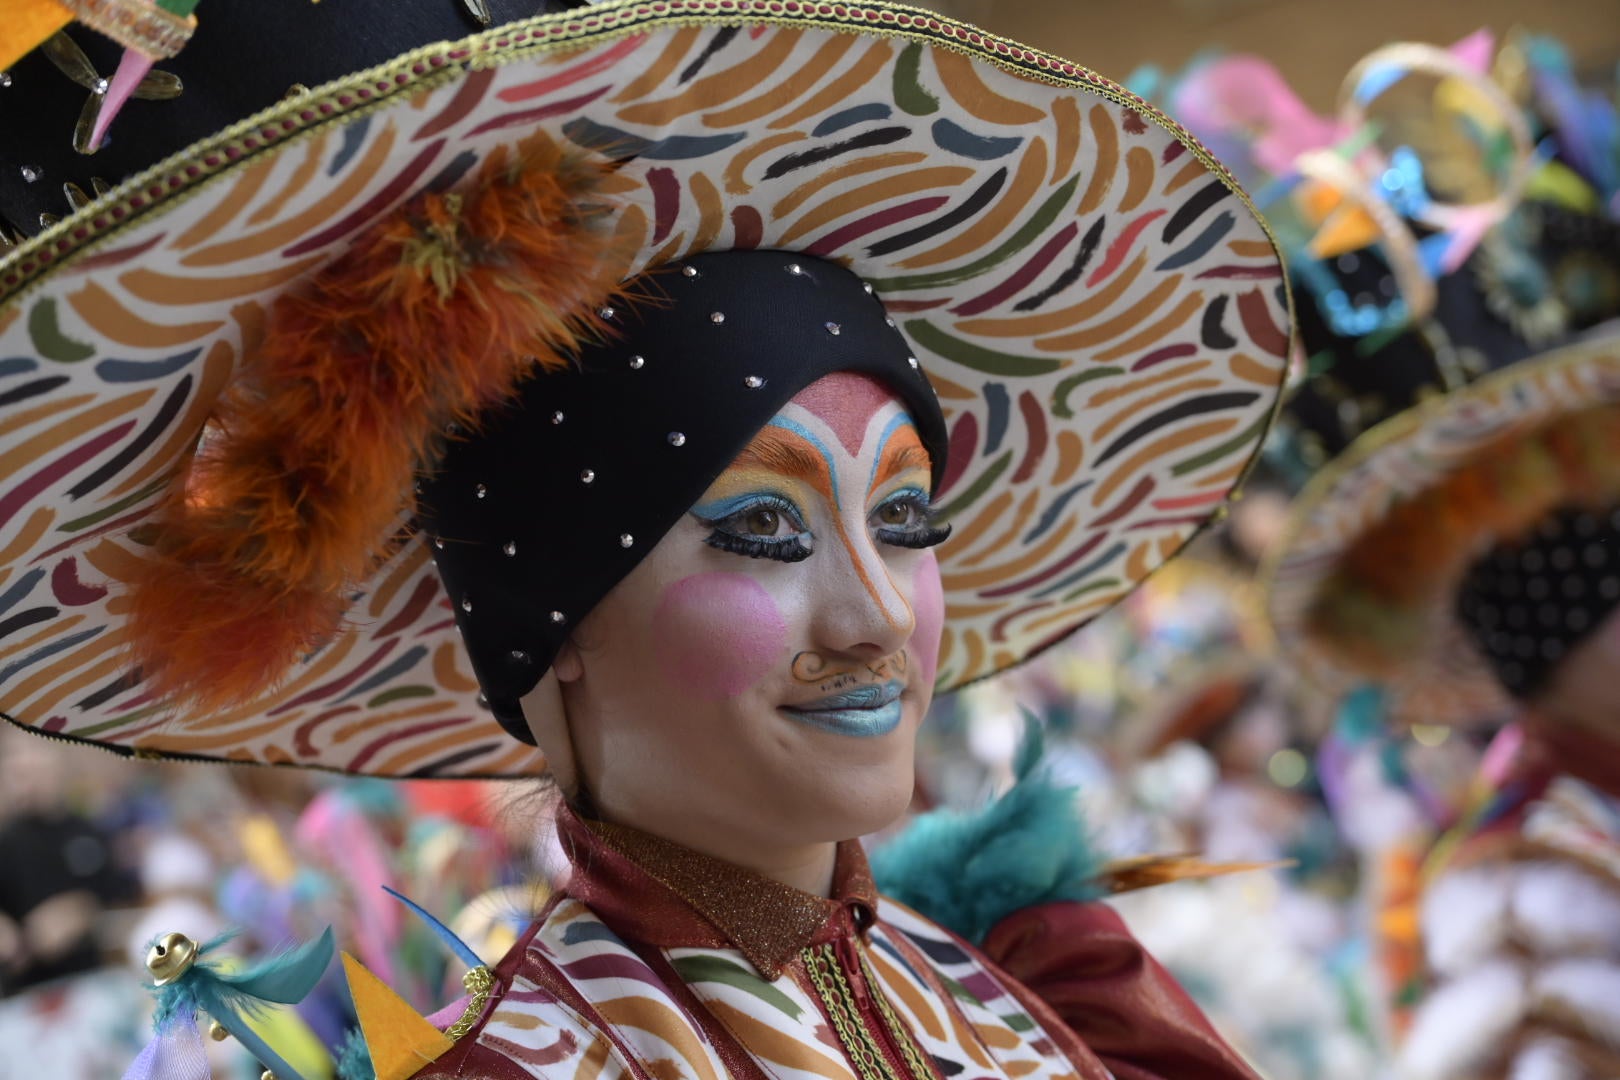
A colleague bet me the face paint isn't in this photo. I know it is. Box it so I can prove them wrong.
[791,372,898,458]
[789,650,909,688]
[911,551,945,692]
[551,373,944,859]
[779,680,905,737]
[651,572,789,701]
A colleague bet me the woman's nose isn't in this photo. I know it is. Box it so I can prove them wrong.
[809,519,915,662]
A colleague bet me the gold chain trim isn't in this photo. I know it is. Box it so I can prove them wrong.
[61,0,196,58]
[859,950,934,1079]
[443,964,495,1042]
[803,943,905,1080]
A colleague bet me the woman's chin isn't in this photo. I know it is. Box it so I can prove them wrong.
[779,754,916,842]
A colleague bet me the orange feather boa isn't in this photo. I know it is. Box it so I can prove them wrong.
[124,134,629,714]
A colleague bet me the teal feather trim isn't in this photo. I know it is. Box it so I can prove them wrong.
[335,1026,376,1080]
[146,928,335,1080]
[870,716,1107,945]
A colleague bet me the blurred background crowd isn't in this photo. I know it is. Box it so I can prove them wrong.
[4,0,1620,1077]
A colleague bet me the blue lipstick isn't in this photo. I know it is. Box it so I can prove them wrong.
[780,682,904,737]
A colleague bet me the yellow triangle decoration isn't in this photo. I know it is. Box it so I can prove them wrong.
[343,953,456,1080]
[1307,204,1382,259]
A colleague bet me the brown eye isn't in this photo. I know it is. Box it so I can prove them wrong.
[745,509,780,536]
[878,501,914,527]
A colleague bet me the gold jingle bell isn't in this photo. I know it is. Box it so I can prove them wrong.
[145,931,199,986]
[208,1020,230,1042]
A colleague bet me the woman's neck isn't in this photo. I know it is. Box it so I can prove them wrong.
[581,798,840,896]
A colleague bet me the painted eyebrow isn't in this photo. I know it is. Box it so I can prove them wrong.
[732,431,829,487]
[869,442,932,494]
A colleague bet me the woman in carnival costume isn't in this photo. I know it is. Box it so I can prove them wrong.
[0,0,1294,1076]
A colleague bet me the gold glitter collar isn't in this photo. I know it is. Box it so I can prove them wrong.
[561,807,877,978]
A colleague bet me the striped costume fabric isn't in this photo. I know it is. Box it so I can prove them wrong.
[0,2,1288,775]
[415,896,1104,1080]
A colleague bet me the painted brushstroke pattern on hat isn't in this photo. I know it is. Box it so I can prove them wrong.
[0,6,1288,776]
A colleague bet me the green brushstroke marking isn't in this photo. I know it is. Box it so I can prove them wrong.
[1052,366,1124,418]
[56,478,169,533]
[865,174,1082,292]
[906,320,1063,378]
[893,42,940,115]
[671,954,803,1019]
[936,450,1013,523]
[367,685,435,708]
[1169,413,1269,477]
[1058,576,1120,604]
[29,299,95,363]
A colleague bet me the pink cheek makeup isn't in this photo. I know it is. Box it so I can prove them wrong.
[911,551,945,691]
[651,572,788,702]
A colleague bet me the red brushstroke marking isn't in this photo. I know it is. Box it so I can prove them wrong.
[730,205,763,250]
[294,704,364,757]
[1132,343,1196,371]
[0,422,135,532]
[1195,265,1282,280]
[1089,475,1154,528]
[70,233,166,274]
[497,35,645,102]
[31,506,156,564]
[373,575,441,639]
[467,86,613,136]
[284,140,445,256]
[981,532,1105,598]
[990,601,1045,643]
[936,412,978,498]
[951,221,1078,316]
[1009,389,1048,484]
[415,67,497,141]
[1086,208,1165,288]
[648,167,680,245]
[267,639,399,716]
[806,196,950,258]
[1151,489,1225,511]
[348,716,465,772]
[51,558,107,606]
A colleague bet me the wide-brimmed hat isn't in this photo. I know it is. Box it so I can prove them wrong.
[1266,334,1620,726]
[0,0,1290,777]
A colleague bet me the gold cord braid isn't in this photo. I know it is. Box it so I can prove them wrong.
[803,944,907,1080]
[443,965,496,1042]
[859,950,935,1080]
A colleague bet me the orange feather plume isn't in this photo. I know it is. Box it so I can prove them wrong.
[124,134,631,713]
[1305,404,1620,672]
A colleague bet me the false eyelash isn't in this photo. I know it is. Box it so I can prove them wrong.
[879,522,952,549]
[704,531,813,563]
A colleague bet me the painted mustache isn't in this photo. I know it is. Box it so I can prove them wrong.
[780,680,905,737]
[791,650,909,686]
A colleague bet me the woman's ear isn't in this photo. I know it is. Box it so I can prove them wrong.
[519,667,579,800]
[553,638,584,683]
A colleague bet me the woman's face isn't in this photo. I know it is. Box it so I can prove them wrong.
[538,372,947,851]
